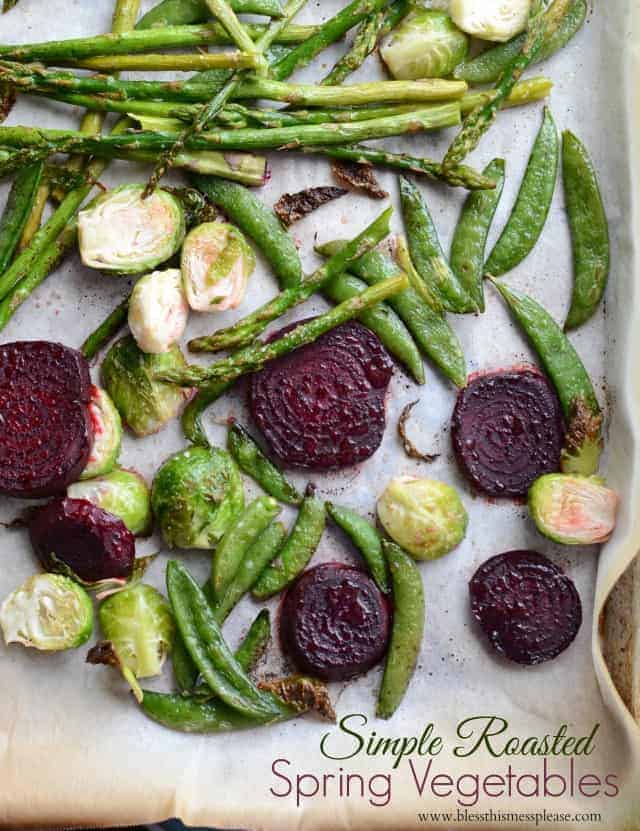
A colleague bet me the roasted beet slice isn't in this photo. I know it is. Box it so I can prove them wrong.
[0,342,94,498]
[451,368,564,498]
[250,320,393,470]
[280,563,391,681]
[30,497,135,584]
[469,550,582,665]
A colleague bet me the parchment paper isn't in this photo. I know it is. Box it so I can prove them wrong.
[1,1,639,829]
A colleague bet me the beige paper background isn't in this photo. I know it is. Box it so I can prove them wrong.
[1,1,640,829]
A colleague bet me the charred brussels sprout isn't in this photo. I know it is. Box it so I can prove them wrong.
[528,474,619,545]
[181,222,256,312]
[101,335,191,437]
[68,468,152,536]
[128,269,189,354]
[151,446,244,549]
[380,8,469,80]
[377,475,468,560]
[0,574,93,651]
[99,583,174,678]
[78,184,185,274]
[80,385,122,480]
[450,0,530,42]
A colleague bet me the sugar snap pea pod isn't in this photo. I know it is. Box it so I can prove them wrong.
[228,421,301,505]
[172,636,199,692]
[454,0,587,85]
[562,130,610,331]
[316,242,467,388]
[399,176,476,314]
[252,485,326,599]
[450,158,505,313]
[323,272,425,385]
[326,503,389,594]
[212,496,282,600]
[190,174,302,289]
[136,0,284,29]
[484,108,559,277]
[376,540,425,719]
[0,163,44,273]
[182,379,234,446]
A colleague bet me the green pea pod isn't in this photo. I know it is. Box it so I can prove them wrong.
[484,108,559,277]
[212,496,282,600]
[0,163,44,273]
[316,242,467,388]
[228,421,301,505]
[234,609,272,672]
[190,174,302,289]
[323,272,425,385]
[252,486,326,599]
[136,0,285,29]
[172,635,199,693]
[326,503,390,594]
[454,0,587,85]
[376,540,425,720]
[450,158,505,313]
[182,379,234,446]
[399,176,476,314]
[562,130,610,330]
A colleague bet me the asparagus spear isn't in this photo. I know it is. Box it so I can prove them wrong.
[321,11,386,86]
[59,52,265,72]
[81,296,131,360]
[136,0,285,25]
[0,163,43,271]
[157,274,409,387]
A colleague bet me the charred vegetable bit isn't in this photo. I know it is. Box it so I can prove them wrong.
[273,186,347,227]
[331,160,388,200]
[398,401,439,463]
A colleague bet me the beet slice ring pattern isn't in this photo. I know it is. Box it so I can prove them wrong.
[30,497,135,584]
[249,320,393,470]
[280,562,391,681]
[451,368,564,498]
[0,342,93,498]
[469,550,582,665]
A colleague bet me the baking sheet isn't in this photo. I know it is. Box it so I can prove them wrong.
[1,1,640,829]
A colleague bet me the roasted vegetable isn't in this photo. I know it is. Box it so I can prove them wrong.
[68,468,152,536]
[273,186,346,226]
[380,8,468,79]
[81,386,122,480]
[451,0,531,42]
[128,269,189,355]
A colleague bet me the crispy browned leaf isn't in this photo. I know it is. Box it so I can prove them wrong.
[331,160,388,199]
[259,675,336,721]
[398,401,439,463]
[274,186,346,227]
[0,84,16,124]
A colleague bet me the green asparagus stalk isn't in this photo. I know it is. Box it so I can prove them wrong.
[136,0,285,27]
[60,51,264,71]
[188,207,393,353]
[81,295,131,360]
[461,76,552,114]
[321,10,386,86]
[158,274,409,387]
[0,163,43,272]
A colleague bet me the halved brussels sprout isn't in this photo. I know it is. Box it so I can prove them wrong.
[528,474,619,545]
[128,268,189,354]
[0,573,93,651]
[99,583,174,678]
[151,445,244,549]
[380,8,469,80]
[80,385,122,480]
[68,468,152,536]
[101,335,192,437]
[181,222,256,313]
[377,475,468,560]
[78,184,185,274]
[450,0,530,42]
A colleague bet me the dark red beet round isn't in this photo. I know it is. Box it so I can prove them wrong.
[451,368,564,498]
[0,341,93,497]
[29,497,135,583]
[250,320,393,470]
[469,550,582,666]
[280,562,391,681]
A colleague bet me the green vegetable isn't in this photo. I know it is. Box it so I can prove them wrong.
[182,379,234,446]
[484,108,558,277]
[0,163,43,273]
[562,130,610,330]
[68,468,152,536]
[321,10,386,86]
[528,473,618,546]
[381,9,468,80]
[450,158,505,312]
[454,0,587,84]
[101,335,191,437]
[99,584,175,678]
[227,421,301,505]
[399,176,476,314]
[377,476,468,560]
[490,279,602,475]
[81,295,130,361]
[152,446,244,549]
[136,0,285,27]
[79,386,122,480]
[0,574,93,651]
[252,486,326,599]
[233,608,271,671]
[128,268,188,355]
[316,241,467,388]
[58,52,263,72]
[212,496,281,599]
[450,0,530,42]
[326,503,390,594]
[376,541,425,719]
[77,184,185,275]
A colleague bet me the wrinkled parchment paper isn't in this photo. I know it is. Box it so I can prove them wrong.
[1,1,640,829]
